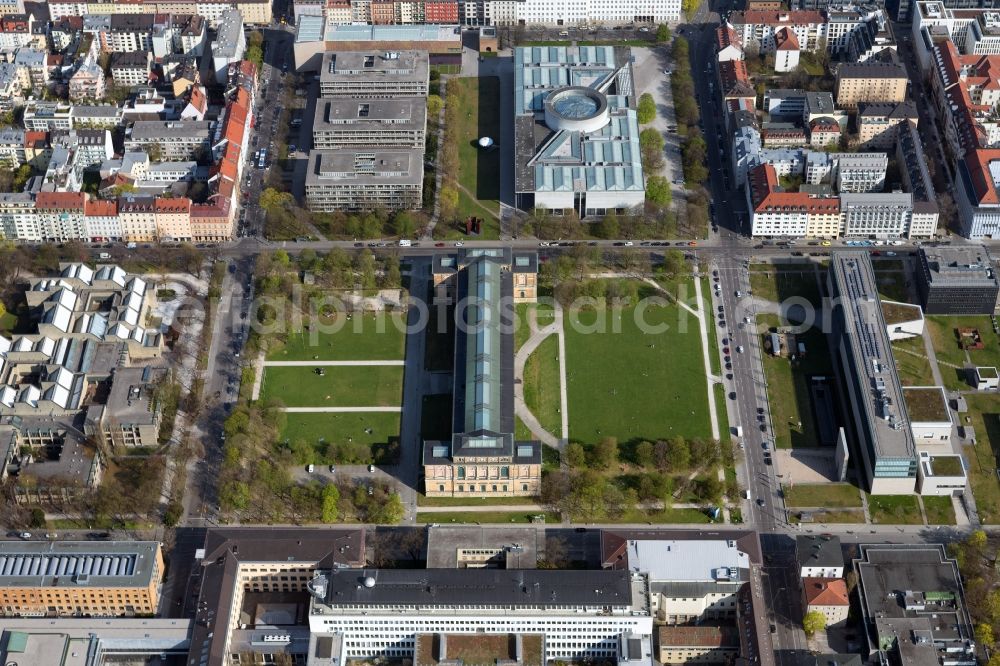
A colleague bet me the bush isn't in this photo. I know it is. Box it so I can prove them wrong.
[637,93,656,124]
[29,507,45,528]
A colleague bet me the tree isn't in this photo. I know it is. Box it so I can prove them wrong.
[593,436,619,468]
[391,210,417,238]
[439,184,459,221]
[11,164,31,192]
[637,93,656,124]
[220,480,251,511]
[802,610,826,637]
[646,175,671,206]
[667,436,691,471]
[29,507,45,528]
[566,442,586,468]
[595,212,620,239]
[976,623,995,648]
[247,45,264,70]
[260,187,292,212]
[656,24,671,43]
[635,441,654,468]
[321,483,340,523]
[427,94,443,116]
[368,492,404,524]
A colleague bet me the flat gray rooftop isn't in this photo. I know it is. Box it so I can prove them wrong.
[126,121,211,142]
[320,50,428,86]
[313,97,426,131]
[831,251,916,461]
[920,245,998,287]
[426,526,539,569]
[317,568,634,609]
[305,149,423,187]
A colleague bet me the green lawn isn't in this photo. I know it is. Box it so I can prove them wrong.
[615,506,714,523]
[416,511,559,524]
[927,315,1000,389]
[891,337,937,387]
[783,483,863,508]
[702,277,721,377]
[446,76,500,236]
[564,300,710,444]
[758,314,834,448]
[922,495,956,525]
[516,415,532,441]
[417,494,540,507]
[789,509,866,524]
[715,383,730,441]
[868,494,923,525]
[268,313,406,361]
[261,365,403,407]
[279,412,400,464]
[523,334,562,438]
[515,303,556,352]
[748,267,821,306]
[957,393,1000,523]
[872,270,909,302]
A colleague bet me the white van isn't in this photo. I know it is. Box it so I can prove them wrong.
[744,490,751,500]
[398,239,412,247]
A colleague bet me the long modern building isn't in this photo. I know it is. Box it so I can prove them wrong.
[829,251,918,494]
[514,46,645,217]
[318,50,429,98]
[304,149,424,212]
[312,97,427,149]
[0,541,163,618]
[915,245,1000,314]
[307,568,653,661]
[424,249,541,498]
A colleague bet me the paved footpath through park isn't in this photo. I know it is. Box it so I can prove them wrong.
[283,406,403,413]
[264,360,405,366]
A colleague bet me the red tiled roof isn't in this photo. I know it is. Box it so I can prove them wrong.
[803,578,849,606]
[748,164,839,214]
[775,27,800,50]
[188,85,208,113]
[85,198,117,216]
[716,24,742,50]
[35,192,86,211]
[23,130,47,149]
[731,9,825,25]
[155,197,191,213]
[965,149,1000,205]
[658,625,740,648]
[46,54,63,67]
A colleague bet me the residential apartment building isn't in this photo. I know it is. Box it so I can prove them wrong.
[424,249,541,498]
[915,245,1000,313]
[0,541,163,618]
[746,163,839,237]
[796,535,845,578]
[109,50,151,87]
[210,8,244,83]
[657,626,740,665]
[68,62,106,101]
[319,50,429,98]
[312,97,427,149]
[856,101,919,149]
[835,59,908,108]
[729,9,826,51]
[803,578,850,626]
[102,14,155,52]
[804,152,888,192]
[305,149,423,212]
[124,120,212,160]
[829,251,919,494]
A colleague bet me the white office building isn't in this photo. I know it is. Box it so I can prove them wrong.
[307,569,653,661]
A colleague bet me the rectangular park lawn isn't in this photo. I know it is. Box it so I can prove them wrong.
[267,312,406,361]
[281,412,400,464]
[262,365,403,407]
[564,301,710,444]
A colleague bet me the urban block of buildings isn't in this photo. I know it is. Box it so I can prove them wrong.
[514,46,646,217]
[424,248,541,498]
[0,540,163,617]
[0,263,169,505]
[305,50,428,212]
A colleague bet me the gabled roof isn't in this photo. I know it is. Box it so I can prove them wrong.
[803,577,849,606]
[716,24,742,50]
[731,9,825,25]
[35,192,86,211]
[748,163,839,214]
[775,27,800,50]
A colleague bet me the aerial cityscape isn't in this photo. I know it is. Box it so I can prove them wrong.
[0,0,998,664]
